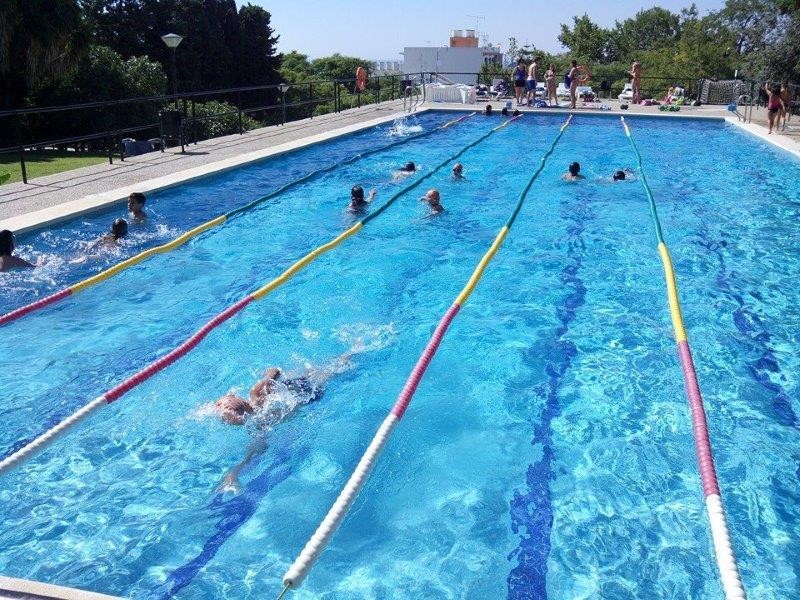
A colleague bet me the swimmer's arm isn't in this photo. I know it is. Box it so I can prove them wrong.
[218,435,267,493]
[366,189,377,203]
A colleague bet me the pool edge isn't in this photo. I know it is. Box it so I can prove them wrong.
[0,107,432,236]
[0,575,124,600]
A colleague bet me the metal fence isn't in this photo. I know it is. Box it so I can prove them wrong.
[0,73,420,184]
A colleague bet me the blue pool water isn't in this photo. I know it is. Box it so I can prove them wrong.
[0,112,798,599]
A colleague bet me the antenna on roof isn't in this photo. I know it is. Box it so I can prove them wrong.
[468,14,487,46]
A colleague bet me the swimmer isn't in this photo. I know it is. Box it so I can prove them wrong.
[95,218,128,247]
[452,163,464,179]
[393,161,417,181]
[501,106,509,116]
[348,185,376,211]
[0,229,34,272]
[421,189,443,214]
[484,104,493,116]
[612,169,636,181]
[562,162,585,181]
[513,109,521,116]
[613,170,626,181]
[127,192,147,221]
[213,352,354,492]
[70,219,129,264]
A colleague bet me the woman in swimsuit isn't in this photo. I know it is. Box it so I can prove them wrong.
[765,83,782,134]
[512,59,527,107]
[545,64,558,107]
[779,82,791,131]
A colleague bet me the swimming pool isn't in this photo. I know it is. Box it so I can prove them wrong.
[1,111,798,599]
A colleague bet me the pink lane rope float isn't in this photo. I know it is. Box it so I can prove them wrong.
[279,115,572,595]
[622,116,745,600]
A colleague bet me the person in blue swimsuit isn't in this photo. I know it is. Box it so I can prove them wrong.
[512,59,527,106]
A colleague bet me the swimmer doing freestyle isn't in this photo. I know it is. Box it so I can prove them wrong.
[211,349,356,493]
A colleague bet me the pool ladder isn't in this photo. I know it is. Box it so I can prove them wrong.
[735,94,754,123]
[404,83,421,112]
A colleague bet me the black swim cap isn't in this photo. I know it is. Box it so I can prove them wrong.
[404,161,416,172]
[569,162,581,175]
[613,170,626,181]
[112,218,128,239]
[0,229,13,255]
[351,185,364,200]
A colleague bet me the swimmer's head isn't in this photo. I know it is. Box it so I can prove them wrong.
[513,109,520,116]
[568,162,581,176]
[264,367,281,381]
[452,163,463,176]
[613,170,626,181]
[351,185,365,201]
[128,192,146,211]
[0,229,14,256]
[501,107,508,116]
[484,104,492,115]
[111,218,128,240]
[425,189,440,205]
[401,161,416,172]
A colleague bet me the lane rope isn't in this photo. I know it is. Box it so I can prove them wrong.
[279,115,572,594]
[0,112,476,327]
[620,116,746,600]
[0,115,519,478]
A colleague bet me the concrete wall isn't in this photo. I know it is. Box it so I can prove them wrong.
[402,47,494,84]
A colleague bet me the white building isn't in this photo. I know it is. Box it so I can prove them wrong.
[372,60,404,74]
[402,30,503,85]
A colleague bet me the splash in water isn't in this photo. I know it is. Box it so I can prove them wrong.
[388,117,423,137]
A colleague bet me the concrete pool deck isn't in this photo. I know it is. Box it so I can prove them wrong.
[1,97,798,235]
[0,575,123,600]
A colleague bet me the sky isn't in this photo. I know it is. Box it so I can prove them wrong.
[241,0,727,59]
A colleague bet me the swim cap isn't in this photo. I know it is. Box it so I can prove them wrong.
[569,162,580,176]
[613,170,626,181]
[403,161,416,172]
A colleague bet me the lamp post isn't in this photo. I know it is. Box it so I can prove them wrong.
[161,33,183,104]
[278,83,290,125]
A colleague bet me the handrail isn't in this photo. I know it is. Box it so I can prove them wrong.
[0,113,476,327]
[278,114,569,595]
[0,114,515,478]
[620,117,746,600]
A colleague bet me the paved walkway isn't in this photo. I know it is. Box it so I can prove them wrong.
[0,100,407,221]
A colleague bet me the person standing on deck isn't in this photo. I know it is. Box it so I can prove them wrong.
[630,61,642,105]
[512,59,527,107]
[526,57,541,106]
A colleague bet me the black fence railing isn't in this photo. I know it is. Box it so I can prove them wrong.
[0,73,419,184]
[5,71,790,185]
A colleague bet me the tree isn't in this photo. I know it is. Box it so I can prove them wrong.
[0,0,88,109]
[558,15,620,63]
[31,45,168,148]
[279,51,315,83]
[82,0,281,92]
[615,7,682,54]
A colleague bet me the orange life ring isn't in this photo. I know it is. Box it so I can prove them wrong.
[577,65,592,84]
[356,66,367,91]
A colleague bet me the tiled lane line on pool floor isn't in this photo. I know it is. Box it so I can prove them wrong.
[278,116,573,597]
[507,189,591,598]
[0,117,520,478]
[0,113,476,328]
[621,117,746,600]
[694,225,798,432]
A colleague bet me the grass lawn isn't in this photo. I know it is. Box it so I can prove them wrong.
[0,150,109,184]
